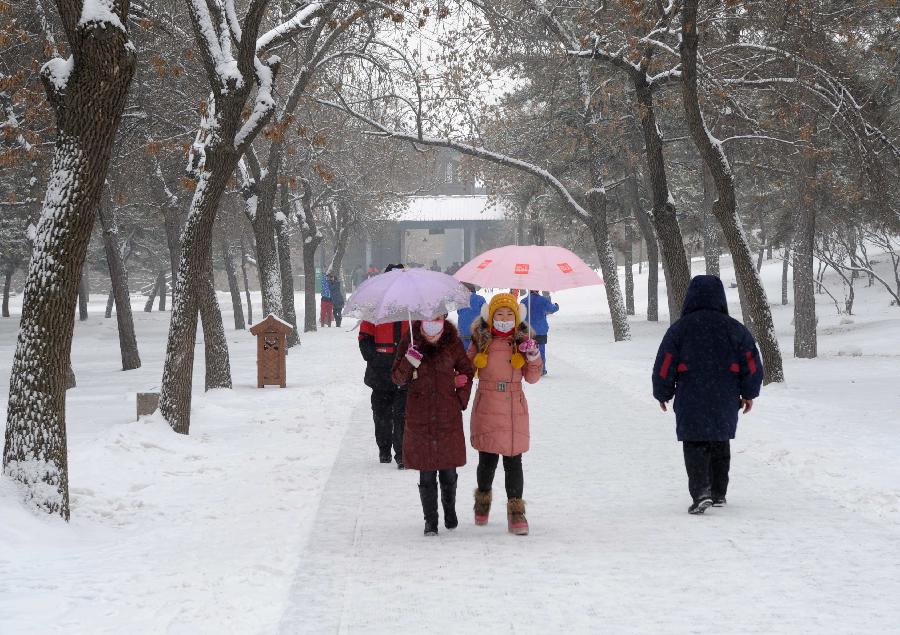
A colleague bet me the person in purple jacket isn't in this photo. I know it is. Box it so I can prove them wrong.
[652,275,764,514]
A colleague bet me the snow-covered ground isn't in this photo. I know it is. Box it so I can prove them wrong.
[1,254,899,634]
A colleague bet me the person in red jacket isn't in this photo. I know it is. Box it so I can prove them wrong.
[393,318,474,535]
[358,264,409,467]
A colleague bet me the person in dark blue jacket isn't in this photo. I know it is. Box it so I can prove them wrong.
[652,275,764,514]
[527,290,559,375]
[456,284,486,351]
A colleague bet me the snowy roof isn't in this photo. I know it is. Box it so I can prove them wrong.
[397,196,510,223]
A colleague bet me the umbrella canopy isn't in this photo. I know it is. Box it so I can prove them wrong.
[454,245,603,292]
[345,267,472,325]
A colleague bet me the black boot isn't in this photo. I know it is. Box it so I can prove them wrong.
[440,472,458,530]
[418,482,439,536]
[379,448,392,464]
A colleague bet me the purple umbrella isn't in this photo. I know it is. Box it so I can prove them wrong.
[344,267,471,331]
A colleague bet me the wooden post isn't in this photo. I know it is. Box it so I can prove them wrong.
[249,314,294,388]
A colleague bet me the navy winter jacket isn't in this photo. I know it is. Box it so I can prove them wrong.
[525,292,559,337]
[652,275,764,441]
[456,292,486,341]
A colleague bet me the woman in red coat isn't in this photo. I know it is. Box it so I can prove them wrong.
[393,318,475,536]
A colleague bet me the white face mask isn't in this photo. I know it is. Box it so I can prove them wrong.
[493,319,515,333]
[422,320,444,337]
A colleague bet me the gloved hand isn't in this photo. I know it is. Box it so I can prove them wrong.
[518,338,540,360]
[454,374,469,388]
[405,346,423,368]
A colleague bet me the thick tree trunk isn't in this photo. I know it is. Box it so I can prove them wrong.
[701,164,721,277]
[634,80,691,321]
[622,224,635,316]
[302,238,320,332]
[793,146,818,358]
[77,271,89,321]
[240,236,253,325]
[222,240,245,330]
[160,148,236,434]
[680,0,784,383]
[2,267,13,317]
[199,255,231,391]
[276,184,298,346]
[4,7,136,518]
[626,176,659,321]
[164,201,180,304]
[144,275,159,312]
[244,171,283,319]
[99,201,140,370]
[584,140,630,341]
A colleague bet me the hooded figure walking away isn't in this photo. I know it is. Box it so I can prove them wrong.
[468,293,543,535]
[329,272,345,327]
[358,264,409,467]
[393,318,475,536]
[456,283,485,352]
[652,275,764,514]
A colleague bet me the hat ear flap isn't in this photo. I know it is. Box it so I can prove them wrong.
[480,303,490,322]
[518,303,527,322]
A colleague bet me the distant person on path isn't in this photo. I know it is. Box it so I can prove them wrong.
[526,290,559,376]
[652,275,764,515]
[350,265,363,291]
[329,272,345,327]
[358,264,409,468]
[467,293,543,535]
[320,272,333,327]
[392,316,475,536]
[455,283,485,352]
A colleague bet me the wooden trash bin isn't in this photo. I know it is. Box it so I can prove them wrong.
[249,314,294,388]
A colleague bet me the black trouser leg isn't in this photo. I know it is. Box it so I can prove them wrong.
[334,308,342,327]
[439,468,458,529]
[370,390,394,454]
[418,470,439,531]
[709,441,731,499]
[476,452,500,492]
[392,389,407,464]
[502,454,524,499]
[682,441,713,502]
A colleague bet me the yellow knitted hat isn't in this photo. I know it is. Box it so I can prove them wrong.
[486,293,523,326]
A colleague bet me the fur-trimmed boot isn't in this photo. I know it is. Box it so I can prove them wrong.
[507,498,529,536]
[440,473,458,530]
[419,483,439,536]
[473,488,492,526]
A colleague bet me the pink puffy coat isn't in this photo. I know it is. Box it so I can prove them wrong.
[467,331,542,456]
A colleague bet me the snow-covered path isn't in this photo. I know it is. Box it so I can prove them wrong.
[2,255,899,633]
[277,321,899,633]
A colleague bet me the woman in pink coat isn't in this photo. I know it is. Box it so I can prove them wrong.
[468,293,543,535]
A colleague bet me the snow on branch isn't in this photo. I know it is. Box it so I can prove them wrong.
[233,55,280,151]
[78,0,126,32]
[40,56,75,98]
[186,0,243,92]
[256,1,325,52]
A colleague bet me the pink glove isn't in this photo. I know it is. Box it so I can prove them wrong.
[405,346,423,368]
[518,338,540,360]
[455,374,469,388]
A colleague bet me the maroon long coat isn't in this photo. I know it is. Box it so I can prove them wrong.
[392,322,475,471]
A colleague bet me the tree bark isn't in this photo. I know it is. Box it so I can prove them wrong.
[701,163,721,277]
[4,1,136,519]
[634,80,692,321]
[105,290,114,318]
[242,169,283,319]
[199,255,231,391]
[2,266,14,317]
[157,269,167,311]
[222,240,245,330]
[240,235,253,325]
[622,224,635,316]
[77,270,88,321]
[99,200,140,370]
[680,0,784,383]
[298,181,321,333]
[626,175,659,321]
[793,145,818,358]
[781,244,791,306]
[144,275,159,312]
[276,184,298,346]
[164,199,180,305]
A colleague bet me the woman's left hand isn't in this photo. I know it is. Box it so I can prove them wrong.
[454,374,469,388]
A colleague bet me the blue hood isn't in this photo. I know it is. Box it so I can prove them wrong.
[682,275,729,316]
